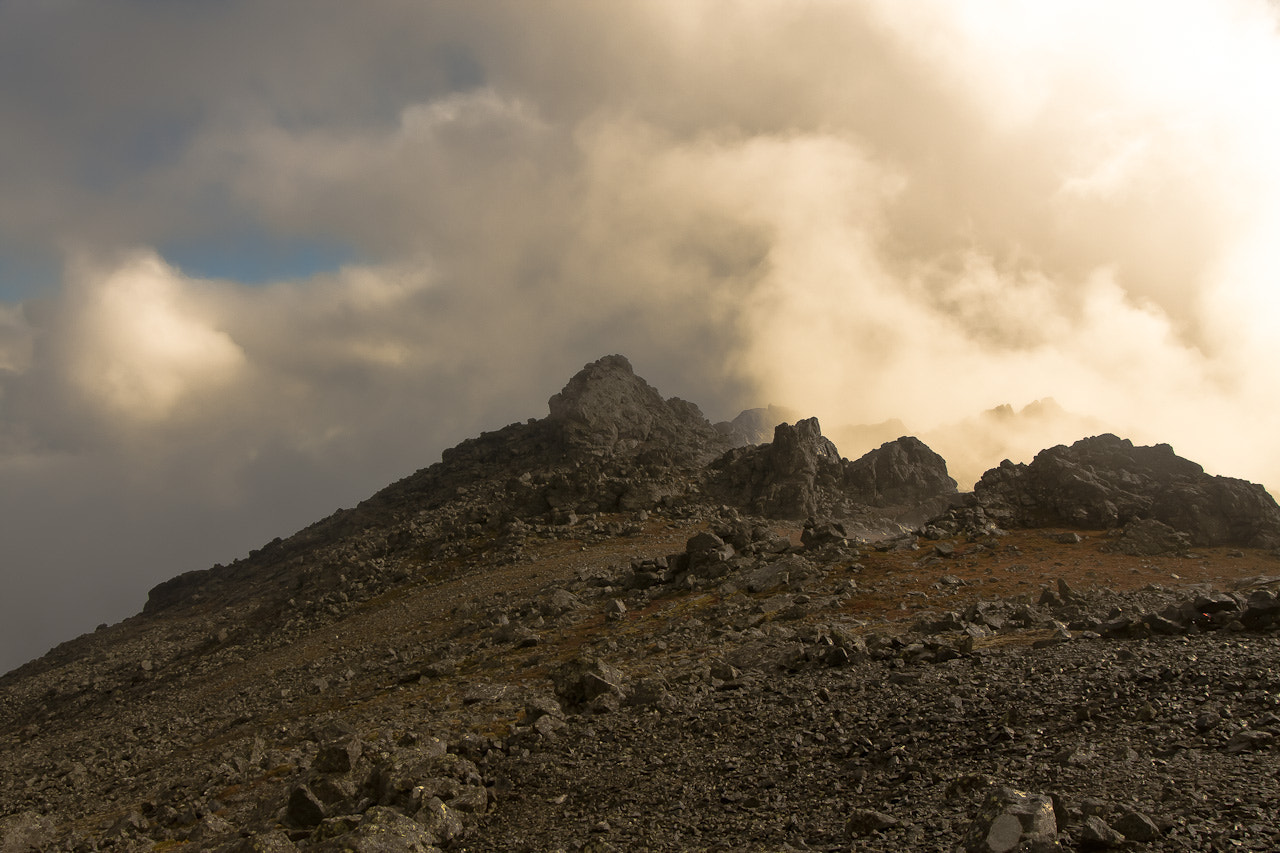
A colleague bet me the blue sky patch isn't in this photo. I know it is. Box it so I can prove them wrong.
[0,252,59,302]
[162,232,357,285]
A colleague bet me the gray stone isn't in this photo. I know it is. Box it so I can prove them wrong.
[314,738,363,774]
[310,775,357,810]
[540,588,584,617]
[845,808,899,836]
[685,531,726,553]
[0,811,55,853]
[1112,810,1161,842]
[801,519,848,549]
[963,787,1059,853]
[1078,815,1125,847]
[447,783,488,814]
[740,562,790,594]
[1108,518,1192,557]
[533,714,567,740]
[313,805,444,852]
[551,657,629,708]
[1226,730,1274,752]
[286,784,327,828]
[414,797,464,845]
[525,694,565,721]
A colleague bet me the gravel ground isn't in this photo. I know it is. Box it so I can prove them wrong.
[4,520,1279,852]
[464,630,1280,852]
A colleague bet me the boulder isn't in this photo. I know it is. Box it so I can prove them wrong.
[1112,810,1161,842]
[312,805,444,853]
[286,784,327,828]
[963,787,1060,853]
[314,737,363,775]
[1103,518,1191,556]
[845,808,899,836]
[0,812,54,853]
[551,656,629,709]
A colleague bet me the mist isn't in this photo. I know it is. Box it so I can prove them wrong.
[3,0,1280,674]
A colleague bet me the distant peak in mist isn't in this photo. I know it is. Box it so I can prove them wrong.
[983,398,1068,422]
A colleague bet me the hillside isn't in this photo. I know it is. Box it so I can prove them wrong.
[3,356,1280,852]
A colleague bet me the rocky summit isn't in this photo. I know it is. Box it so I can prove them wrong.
[3,355,1280,852]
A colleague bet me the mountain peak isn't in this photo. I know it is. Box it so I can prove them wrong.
[547,355,728,463]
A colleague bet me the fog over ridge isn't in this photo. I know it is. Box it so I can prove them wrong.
[2,0,1280,673]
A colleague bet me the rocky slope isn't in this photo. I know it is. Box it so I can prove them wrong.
[3,356,1280,853]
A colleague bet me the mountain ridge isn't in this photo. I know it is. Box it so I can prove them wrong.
[4,354,1280,852]
[140,355,961,624]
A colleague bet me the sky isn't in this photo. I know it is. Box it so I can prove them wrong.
[4,0,1280,674]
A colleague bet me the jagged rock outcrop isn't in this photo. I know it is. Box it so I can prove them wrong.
[144,357,733,617]
[962,787,1059,853]
[709,418,845,518]
[547,354,731,464]
[844,436,958,509]
[970,434,1280,547]
[709,420,959,523]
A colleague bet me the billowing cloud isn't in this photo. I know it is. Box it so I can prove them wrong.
[62,252,245,422]
[3,0,1280,672]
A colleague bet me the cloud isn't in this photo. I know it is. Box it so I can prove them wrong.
[5,0,1280,671]
[62,251,246,422]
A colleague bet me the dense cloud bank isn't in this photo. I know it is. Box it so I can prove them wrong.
[3,0,1280,672]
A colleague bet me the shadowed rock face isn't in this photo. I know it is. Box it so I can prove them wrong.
[844,436,958,509]
[719,417,844,519]
[972,434,1280,548]
[547,354,731,464]
[709,419,957,521]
